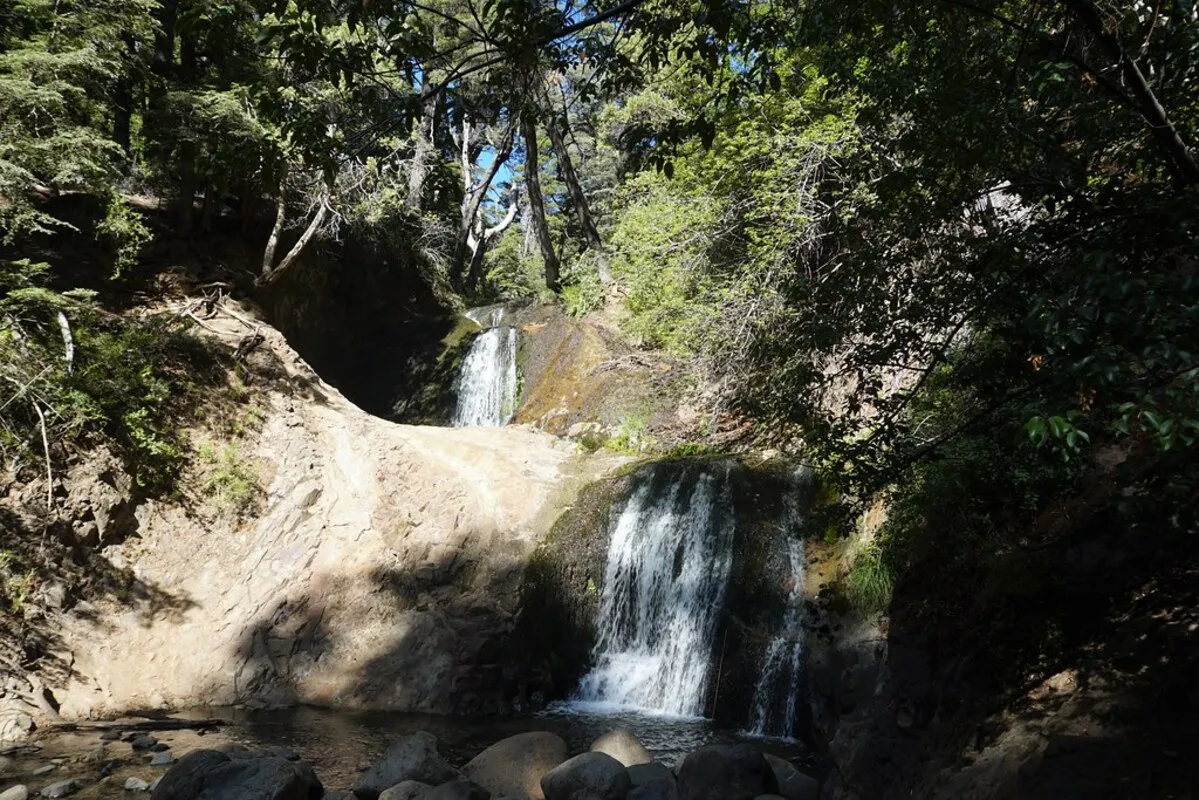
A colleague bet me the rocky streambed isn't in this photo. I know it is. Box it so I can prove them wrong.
[0,715,821,800]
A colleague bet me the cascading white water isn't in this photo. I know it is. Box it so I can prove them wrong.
[452,310,518,427]
[746,467,811,738]
[573,467,736,717]
[746,538,806,738]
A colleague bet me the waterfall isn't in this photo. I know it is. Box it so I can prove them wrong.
[746,468,811,738]
[573,466,736,718]
[452,310,518,428]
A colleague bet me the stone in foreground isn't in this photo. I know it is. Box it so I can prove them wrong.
[150,749,322,800]
[675,745,778,800]
[626,762,677,800]
[0,786,29,800]
[38,780,81,799]
[587,730,652,767]
[540,752,631,800]
[462,731,568,800]
[761,755,819,800]
[424,780,490,800]
[378,780,433,800]
[354,733,459,799]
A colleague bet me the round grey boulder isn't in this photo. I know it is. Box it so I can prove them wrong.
[540,752,630,800]
[379,781,433,800]
[761,755,818,800]
[424,780,490,800]
[38,779,81,799]
[675,745,777,800]
[354,733,459,799]
[587,730,651,768]
[626,762,677,800]
[150,749,322,800]
[462,731,568,800]
[0,786,28,800]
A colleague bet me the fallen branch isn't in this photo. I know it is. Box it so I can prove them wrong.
[32,400,52,509]
[50,718,224,733]
[56,312,73,375]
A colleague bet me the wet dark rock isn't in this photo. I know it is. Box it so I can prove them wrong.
[424,780,490,800]
[761,755,818,800]
[540,752,631,800]
[378,781,432,800]
[150,749,322,800]
[99,730,121,742]
[626,763,676,800]
[263,746,301,762]
[353,733,458,800]
[675,745,777,800]
[131,736,158,752]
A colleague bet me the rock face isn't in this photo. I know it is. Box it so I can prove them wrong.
[353,733,459,799]
[540,752,631,800]
[462,731,568,800]
[14,318,625,722]
[150,749,321,800]
[588,729,652,767]
[675,745,778,800]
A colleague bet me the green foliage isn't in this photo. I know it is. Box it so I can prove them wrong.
[0,550,36,613]
[605,412,653,454]
[560,257,605,318]
[197,440,261,518]
[96,193,153,277]
[846,539,893,615]
[1,264,228,493]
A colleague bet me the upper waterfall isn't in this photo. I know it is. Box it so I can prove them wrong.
[573,465,736,717]
[452,308,518,427]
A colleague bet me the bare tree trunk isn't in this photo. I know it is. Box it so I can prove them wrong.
[262,189,286,276]
[175,32,198,236]
[521,114,560,293]
[466,197,519,290]
[541,80,602,251]
[259,193,330,285]
[451,121,516,289]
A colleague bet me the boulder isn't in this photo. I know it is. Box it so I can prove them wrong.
[540,752,630,800]
[354,733,459,799]
[462,732,568,800]
[424,780,490,800]
[150,752,175,767]
[675,745,777,800]
[0,786,29,800]
[760,756,818,800]
[124,777,152,792]
[150,750,322,800]
[132,736,158,752]
[38,780,81,799]
[626,762,676,800]
[378,781,432,800]
[587,730,651,767]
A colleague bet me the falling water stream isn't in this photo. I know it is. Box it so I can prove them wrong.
[452,308,518,428]
[573,466,737,717]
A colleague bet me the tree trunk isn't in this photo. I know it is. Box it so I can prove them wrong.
[406,75,439,210]
[262,190,287,275]
[260,193,329,285]
[451,121,516,289]
[466,197,519,291]
[521,114,560,293]
[541,82,602,251]
[1059,0,1199,185]
[175,31,198,236]
[112,33,136,160]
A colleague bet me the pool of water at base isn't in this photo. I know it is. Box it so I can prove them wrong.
[2,704,819,793]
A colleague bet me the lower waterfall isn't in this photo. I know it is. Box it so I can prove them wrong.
[574,466,736,717]
[452,314,518,428]
[745,536,806,738]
